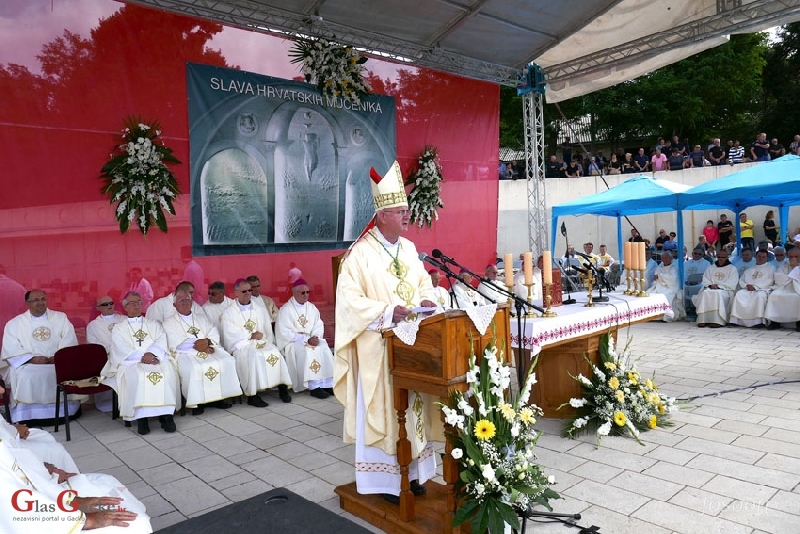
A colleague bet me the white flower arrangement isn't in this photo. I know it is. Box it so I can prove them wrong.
[405,145,444,228]
[100,117,180,235]
[561,332,676,447]
[289,36,371,106]
[441,340,559,534]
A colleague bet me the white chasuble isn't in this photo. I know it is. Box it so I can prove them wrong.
[103,317,179,420]
[163,312,241,408]
[647,263,685,321]
[692,263,739,326]
[452,281,487,309]
[87,313,126,353]
[275,298,334,391]
[0,417,79,474]
[765,265,800,323]
[730,263,775,327]
[334,228,440,496]
[220,303,291,396]
[0,310,81,421]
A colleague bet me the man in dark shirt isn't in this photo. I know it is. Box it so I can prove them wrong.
[655,229,668,251]
[688,145,705,168]
[768,138,785,160]
[708,138,726,165]
[667,148,685,171]
[718,214,734,250]
[750,133,770,162]
[634,148,649,172]
[545,155,563,178]
[559,137,572,166]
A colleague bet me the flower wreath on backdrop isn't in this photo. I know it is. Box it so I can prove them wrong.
[405,145,444,228]
[100,117,180,235]
[289,36,371,106]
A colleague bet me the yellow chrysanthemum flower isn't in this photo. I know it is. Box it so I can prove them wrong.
[604,361,617,371]
[645,378,655,389]
[608,376,620,389]
[615,390,625,402]
[657,403,665,415]
[518,407,536,424]
[648,415,658,429]
[474,419,496,441]
[498,402,516,422]
[627,372,638,386]
[614,411,627,426]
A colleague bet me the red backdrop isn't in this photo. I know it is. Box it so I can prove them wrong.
[0,1,499,326]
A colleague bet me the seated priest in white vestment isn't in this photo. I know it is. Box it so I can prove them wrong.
[275,279,335,399]
[452,271,487,309]
[87,295,125,413]
[477,264,507,304]
[648,252,685,322]
[0,413,79,474]
[145,281,207,325]
[102,292,180,436]
[247,275,279,322]
[0,289,82,422]
[765,248,800,330]
[769,247,787,271]
[163,290,241,415]
[732,247,756,278]
[428,269,452,309]
[221,279,292,407]
[202,281,234,329]
[730,250,775,327]
[692,250,739,328]
[513,254,543,301]
[0,431,151,532]
[334,161,440,504]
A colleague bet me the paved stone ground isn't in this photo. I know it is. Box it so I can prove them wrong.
[52,319,800,534]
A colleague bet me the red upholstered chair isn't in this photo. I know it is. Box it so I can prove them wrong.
[0,377,10,424]
[53,343,119,441]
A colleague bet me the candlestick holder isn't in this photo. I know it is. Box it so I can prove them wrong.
[524,282,538,317]
[506,284,514,306]
[637,269,649,297]
[624,267,634,295]
[583,273,595,307]
[542,282,558,317]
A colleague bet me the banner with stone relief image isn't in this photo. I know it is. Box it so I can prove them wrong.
[187,62,396,255]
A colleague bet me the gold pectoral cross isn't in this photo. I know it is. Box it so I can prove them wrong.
[298,315,308,328]
[132,329,148,347]
[187,325,201,338]
[244,319,256,333]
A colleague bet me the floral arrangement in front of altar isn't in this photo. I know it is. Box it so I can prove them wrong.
[405,145,444,228]
[441,341,559,534]
[289,36,371,106]
[561,332,676,447]
[100,116,180,235]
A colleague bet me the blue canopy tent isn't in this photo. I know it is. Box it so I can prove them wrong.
[680,155,800,250]
[550,176,692,281]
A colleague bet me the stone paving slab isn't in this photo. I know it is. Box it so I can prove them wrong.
[39,320,800,533]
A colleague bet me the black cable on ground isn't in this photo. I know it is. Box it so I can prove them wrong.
[677,379,800,402]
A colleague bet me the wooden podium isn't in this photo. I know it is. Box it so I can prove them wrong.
[335,305,511,534]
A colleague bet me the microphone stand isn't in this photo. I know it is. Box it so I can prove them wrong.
[560,229,577,305]
[557,258,578,305]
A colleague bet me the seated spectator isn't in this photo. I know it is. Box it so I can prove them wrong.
[686,248,711,278]
[655,229,668,251]
[650,148,668,172]
[688,145,706,168]
[732,247,755,277]
[662,234,678,252]
[1,289,81,423]
[648,252,685,322]
[765,247,800,329]
[756,240,775,262]
[729,250,774,327]
[708,138,726,165]
[667,147,685,171]
[728,140,745,164]
[769,138,785,160]
[628,228,645,243]
[634,148,649,172]
[564,158,582,178]
[702,220,719,250]
[693,250,739,327]
[696,235,711,252]
[275,279,335,399]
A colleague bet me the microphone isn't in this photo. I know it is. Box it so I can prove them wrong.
[431,249,455,265]
[574,252,599,271]
[419,252,447,270]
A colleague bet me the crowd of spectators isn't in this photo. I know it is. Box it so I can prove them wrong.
[540,132,797,178]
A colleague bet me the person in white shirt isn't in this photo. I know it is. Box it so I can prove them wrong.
[1,289,81,422]
[452,270,487,309]
[102,292,180,436]
[648,252,685,322]
[275,279,335,399]
[163,290,241,415]
[729,250,775,327]
[202,281,234,329]
[476,264,507,304]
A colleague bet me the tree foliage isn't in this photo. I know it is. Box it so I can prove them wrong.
[762,23,800,144]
